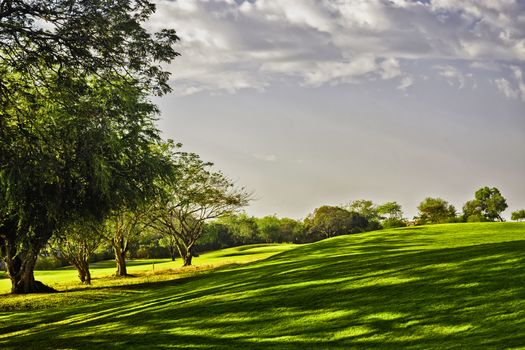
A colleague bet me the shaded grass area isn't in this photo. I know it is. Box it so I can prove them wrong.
[2,223,525,349]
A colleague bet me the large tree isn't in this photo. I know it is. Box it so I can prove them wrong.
[151,152,250,266]
[0,75,173,293]
[0,1,178,293]
[463,187,508,222]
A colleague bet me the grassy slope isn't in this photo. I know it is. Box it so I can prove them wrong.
[2,223,525,349]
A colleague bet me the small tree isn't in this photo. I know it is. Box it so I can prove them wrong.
[377,202,406,228]
[511,210,525,222]
[151,152,250,266]
[463,187,508,222]
[102,208,152,277]
[50,219,103,284]
[416,198,457,224]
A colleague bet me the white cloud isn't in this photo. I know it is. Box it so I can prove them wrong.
[494,78,520,99]
[151,0,525,96]
[434,65,466,89]
[397,76,414,90]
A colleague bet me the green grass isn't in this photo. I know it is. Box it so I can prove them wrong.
[2,223,525,349]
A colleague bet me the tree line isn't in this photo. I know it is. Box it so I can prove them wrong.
[31,186,524,288]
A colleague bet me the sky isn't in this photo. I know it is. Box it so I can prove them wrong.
[150,0,525,219]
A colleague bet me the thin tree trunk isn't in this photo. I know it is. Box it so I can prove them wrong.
[84,263,91,285]
[168,244,177,261]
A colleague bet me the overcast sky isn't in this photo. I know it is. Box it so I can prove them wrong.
[150,0,525,219]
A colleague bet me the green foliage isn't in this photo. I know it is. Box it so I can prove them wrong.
[347,199,379,221]
[150,151,250,266]
[381,218,407,229]
[463,187,508,222]
[306,206,368,239]
[511,210,525,222]
[0,0,178,294]
[0,0,180,100]
[377,201,403,220]
[416,197,457,224]
[50,219,104,284]
[0,71,173,292]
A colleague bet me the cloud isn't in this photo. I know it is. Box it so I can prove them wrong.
[397,76,414,90]
[494,65,525,100]
[151,0,525,96]
[434,65,466,88]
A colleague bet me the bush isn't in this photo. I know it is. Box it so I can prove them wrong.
[466,214,487,223]
[382,218,407,229]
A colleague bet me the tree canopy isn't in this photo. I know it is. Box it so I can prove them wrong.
[462,187,508,222]
[0,0,179,99]
[416,197,456,224]
[306,206,368,239]
[0,0,178,294]
[150,151,250,266]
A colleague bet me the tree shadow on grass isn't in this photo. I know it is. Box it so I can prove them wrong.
[2,233,525,349]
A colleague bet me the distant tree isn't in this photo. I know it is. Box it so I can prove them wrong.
[159,235,179,261]
[278,218,305,243]
[416,198,457,224]
[198,222,234,252]
[377,202,403,220]
[463,187,508,222]
[50,219,103,284]
[151,152,250,266]
[306,206,368,239]
[377,201,406,228]
[511,210,525,222]
[348,199,382,230]
[257,216,283,243]
[348,200,378,221]
[217,214,261,245]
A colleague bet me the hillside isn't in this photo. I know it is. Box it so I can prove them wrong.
[2,222,525,349]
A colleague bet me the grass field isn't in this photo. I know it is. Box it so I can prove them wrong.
[2,222,525,349]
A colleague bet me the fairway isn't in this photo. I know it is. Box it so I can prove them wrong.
[2,223,525,349]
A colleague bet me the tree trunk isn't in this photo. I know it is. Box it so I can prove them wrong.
[175,242,193,267]
[114,248,128,276]
[168,245,177,261]
[5,240,56,294]
[75,260,92,284]
[84,265,91,285]
[183,253,192,266]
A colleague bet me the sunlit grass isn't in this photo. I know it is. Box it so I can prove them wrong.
[2,223,525,349]
[0,244,294,294]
